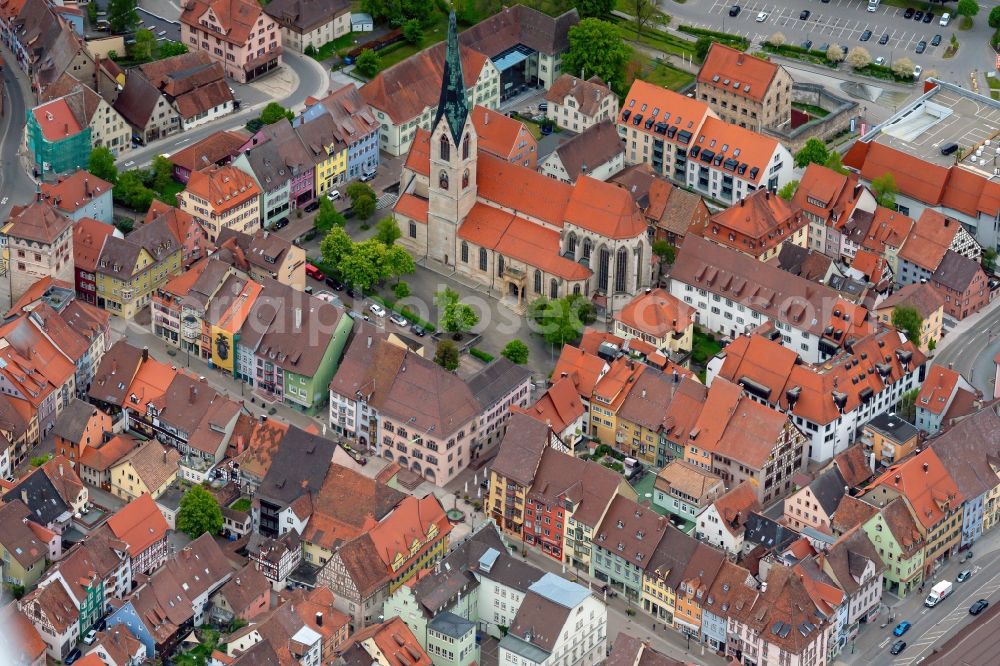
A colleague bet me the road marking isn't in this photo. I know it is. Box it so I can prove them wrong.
[878,636,892,648]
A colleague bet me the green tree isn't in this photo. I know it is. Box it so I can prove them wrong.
[176,486,223,539]
[957,0,980,26]
[990,5,1000,28]
[630,0,657,38]
[437,288,479,338]
[575,0,614,18]
[320,226,354,267]
[778,179,799,201]
[87,2,98,24]
[794,138,830,168]
[393,281,411,299]
[346,181,376,203]
[983,247,998,274]
[374,215,402,245]
[896,387,920,422]
[651,239,676,267]
[353,194,377,220]
[501,339,529,365]
[871,173,898,208]
[528,294,594,346]
[694,36,712,61]
[113,170,154,211]
[260,102,294,125]
[561,19,630,93]
[434,339,460,371]
[151,155,174,193]
[891,305,923,345]
[158,40,189,58]
[355,49,382,78]
[339,239,387,292]
[89,146,118,184]
[402,19,423,46]
[130,28,156,62]
[107,0,139,33]
[304,44,318,58]
[383,244,415,283]
[115,217,134,234]
[245,118,264,134]
[824,151,849,175]
[314,197,346,234]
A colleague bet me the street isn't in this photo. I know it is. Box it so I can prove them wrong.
[0,46,39,220]
[927,297,1000,396]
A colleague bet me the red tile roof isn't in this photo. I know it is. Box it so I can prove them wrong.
[32,97,83,141]
[897,209,965,272]
[184,165,261,214]
[710,481,761,537]
[457,203,591,280]
[41,170,112,214]
[168,130,249,173]
[1,603,46,663]
[699,188,804,257]
[360,41,489,124]
[5,201,72,244]
[73,217,117,273]
[106,493,169,558]
[866,448,963,531]
[545,74,614,117]
[615,288,691,338]
[470,105,530,160]
[860,206,914,254]
[180,0,268,46]
[552,345,608,398]
[513,374,585,434]
[563,176,649,240]
[476,152,574,227]
[916,366,962,416]
[698,43,780,102]
[394,193,428,224]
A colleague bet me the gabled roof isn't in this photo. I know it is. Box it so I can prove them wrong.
[256,425,336,509]
[169,130,249,173]
[39,169,112,214]
[458,5,578,57]
[830,495,878,535]
[529,447,623,528]
[180,0,267,46]
[73,218,117,273]
[263,0,350,36]
[113,74,164,129]
[1,602,46,664]
[709,481,762,537]
[594,496,669,571]
[106,493,170,558]
[4,200,71,244]
[876,282,945,319]
[898,209,967,272]
[0,500,49,568]
[552,345,608,398]
[51,398,103,445]
[490,411,556,486]
[545,74,613,117]
[605,634,687,666]
[805,467,847,517]
[771,243,834,282]
[470,105,530,160]
[917,365,963,416]
[932,250,985,293]
[930,403,1000,503]
[3,467,69,525]
[113,440,180,494]
[698,42,780,102]
[549,120,623,181]
[615,288,691,338]
[865,448,963,530]
[184,165,261,214]
[512,374,585,434]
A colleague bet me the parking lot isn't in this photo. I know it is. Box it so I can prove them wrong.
[702,0,952,59]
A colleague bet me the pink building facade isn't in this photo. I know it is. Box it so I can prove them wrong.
[180,0,282,84]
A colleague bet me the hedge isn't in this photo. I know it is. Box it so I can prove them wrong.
[470,348,494,363]
[677,25,749,50]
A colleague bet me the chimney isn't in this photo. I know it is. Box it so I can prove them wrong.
[59,464,63,477]
[111,358,118,375]
[294,308,302,329]
[484,112,489,126]
[163,450,167,463]
[190,385,197,403]
[740,198,744,207]
[641,389,647,398]
[737,53,745,65]
[142,346,149,362]
[21,490,27,505]
[316,612,323,627]
[923,462,929,473]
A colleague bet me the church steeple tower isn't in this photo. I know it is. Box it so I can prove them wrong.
[426,9,477,267]
[434,11,469,146]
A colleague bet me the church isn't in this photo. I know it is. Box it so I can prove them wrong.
[393,13,652,310]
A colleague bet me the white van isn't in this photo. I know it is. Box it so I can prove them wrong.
[867,0,879,11]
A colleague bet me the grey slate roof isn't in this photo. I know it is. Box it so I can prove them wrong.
[808,466,847,517]
[744,512,798,552]
[865,412,918,445]
[242,141,291,192]
[551,120,624,181]
[256,425,337,508]
[489,412,552,486]
[263,0,350,33]
[3,468,70,526]
[113,75,163,129]
[466,357,531,410]
[429,611,475,639]
[933,249,983,293]
[51,398,100,445]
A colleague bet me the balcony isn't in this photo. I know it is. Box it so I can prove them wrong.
[881,446,895,461]
[503,265,526,283]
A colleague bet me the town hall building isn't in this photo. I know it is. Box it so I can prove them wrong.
[393,13,651,310]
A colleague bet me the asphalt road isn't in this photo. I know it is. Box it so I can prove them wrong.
[0,56,39,219]
[661,0,997,90]
[930,299,1000,396]
[839,524,1000,666]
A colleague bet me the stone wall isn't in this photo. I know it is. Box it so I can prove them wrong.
[763,83,857,153]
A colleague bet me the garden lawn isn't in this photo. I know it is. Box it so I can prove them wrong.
[644,61,694,90]
[691,327,722,366]
[606,15,697,60]
[311,33,356,61]
[229,497,252,512]
[155,179,185,206]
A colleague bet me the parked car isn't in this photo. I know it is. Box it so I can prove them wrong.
[756,11,767,22]
[904,8,915,18]
[368,303,386,317]
[964,550,975,562]
[83,630,98,645]
[304,201,320,212]
[538,102,548,112]
[913,64,923,79]
[913,10,923,21]
[879,33,889,45]
[410,323,426,337]
[931,34,942,46]
[861,30,872,41]
[799,10,810,20]
[957,569,972,582]
[819,43,830,53]
[970,599,990,615]
[923,12,934,23]
[915,41,927,54]
[327,189,341,201]
[729,5,741,17]
[890,640,906,655]
[360,170,377,182]
[347,310,369,322]
[801,40,813,50]
[325,276,344,290]
[273,217,290,230]
[305,263,325,281]
[893,621,911,637]
[940,12,950,26]
[65,649,82,665]
[389,312,409,327]
[875,56,885,65]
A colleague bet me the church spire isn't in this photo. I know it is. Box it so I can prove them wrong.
[433,10,469,146]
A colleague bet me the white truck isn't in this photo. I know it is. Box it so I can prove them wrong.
[925,581,953,607]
